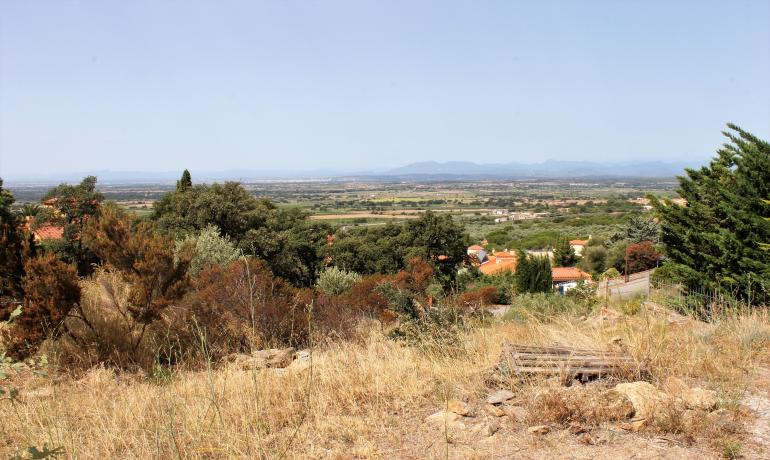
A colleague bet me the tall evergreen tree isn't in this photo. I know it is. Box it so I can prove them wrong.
[177,169,192,191]
[515,252,552,293]
[553,236,577,267]
[652,124,770,304]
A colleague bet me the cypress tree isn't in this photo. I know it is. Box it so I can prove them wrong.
[553,236,577,267]
[177,169,192,191]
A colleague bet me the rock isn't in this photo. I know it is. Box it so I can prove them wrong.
[230,353,267,370]
[230,348,297,370]
[503,405,528,422]
[288,350,311,371]
[619,418,648,432]
[266,348,296,368]
[486,389,515,405]
[707,408,739,433]
[683,387,717,411]
[614,381,667,419]
[447,399,472,416]
[425,410,463,425]
[484,403,506,417]
[527,425,550,435]
[662,377,690,396]
[485,420,501,436]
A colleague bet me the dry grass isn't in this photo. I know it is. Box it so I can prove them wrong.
[2,302,769,459]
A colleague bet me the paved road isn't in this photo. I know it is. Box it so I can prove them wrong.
[600,270,651,299]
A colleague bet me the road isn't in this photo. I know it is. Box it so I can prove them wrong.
[600,270,652,300]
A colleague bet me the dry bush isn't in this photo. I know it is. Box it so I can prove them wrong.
[526,384,634,426]
[2,254,80,359]
[457,286,500,310]
[175,258,312,359]
[59,268,159,369]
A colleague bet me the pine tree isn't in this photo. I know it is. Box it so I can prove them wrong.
[553,236,577,267]
[652,124,770,304]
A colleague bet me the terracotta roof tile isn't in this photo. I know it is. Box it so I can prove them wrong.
[479,257,518,275]
[551,267,592,282]
[33,225,64,241]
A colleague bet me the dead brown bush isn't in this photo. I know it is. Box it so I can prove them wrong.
[526,384,634,426]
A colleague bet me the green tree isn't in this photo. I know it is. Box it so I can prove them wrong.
[515,253,552,293]
[152,179,331,287]
[580,245,608,276]
[610,214,660,244]
[652,124,770,304]
[35,176,104,274]
[0,179,28,302]
[176,169,192,191]
[331,211,469,288]
[552,236,577,267]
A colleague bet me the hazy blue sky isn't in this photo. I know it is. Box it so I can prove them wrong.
[1,0,769,176]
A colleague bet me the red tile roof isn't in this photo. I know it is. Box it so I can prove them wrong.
[552,267,592,282]
[468,245,484,251]
[33,225,64,241]
[479,255,518,275]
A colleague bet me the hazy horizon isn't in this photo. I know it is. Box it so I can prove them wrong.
[2,1,769,176]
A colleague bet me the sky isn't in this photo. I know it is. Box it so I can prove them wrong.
[1,0,769,177]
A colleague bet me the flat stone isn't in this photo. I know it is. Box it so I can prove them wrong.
[503,405,528,422]
[425,410,463,425]
[484,403,505,417]
[619,418,648,432]
[486,389,515,405]
[527,425,550,435]
[447,399,472,416]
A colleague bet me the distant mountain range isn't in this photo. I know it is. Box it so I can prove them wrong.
[381,160,700,179]
[4,160,703,184]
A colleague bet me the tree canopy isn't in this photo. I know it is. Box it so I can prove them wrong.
[330,211,469,287]
[151,177,331,286]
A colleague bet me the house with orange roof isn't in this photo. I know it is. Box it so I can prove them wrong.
[467,244,484,256]
[32,224,65,242]
[569,238,590,256]
[478,250,518,275]
[552,267,592,294]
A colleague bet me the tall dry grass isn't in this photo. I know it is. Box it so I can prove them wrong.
[2,301,769,459]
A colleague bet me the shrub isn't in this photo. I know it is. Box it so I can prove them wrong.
[61,268,156,369]
[176,259,311,358]
[600,267,621,280]
[502,293,591,321]
[176,225,240,276]
[626,240,661,273]
[2,254,80,359]
[457,286,500,309]
[316,267,361,295]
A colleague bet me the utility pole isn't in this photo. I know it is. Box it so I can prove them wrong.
[624,248,629,283]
